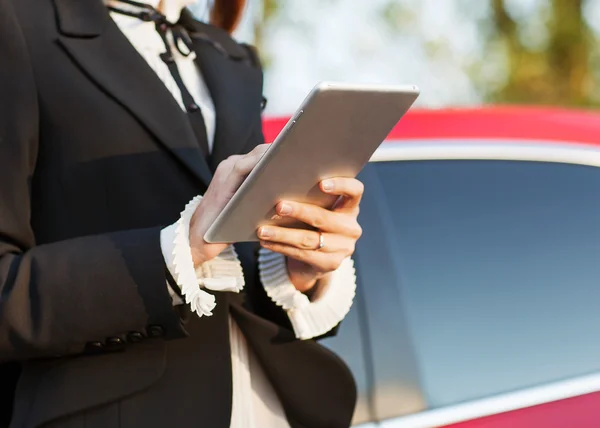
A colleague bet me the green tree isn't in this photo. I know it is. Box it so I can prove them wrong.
[477,0,599,107]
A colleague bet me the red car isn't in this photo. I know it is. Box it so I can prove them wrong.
[264,107,600,428]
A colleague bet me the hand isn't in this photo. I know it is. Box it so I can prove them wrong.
[257,177,364,293]
[189,144,270,267]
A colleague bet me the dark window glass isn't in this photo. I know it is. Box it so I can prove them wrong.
[356,159,600,409]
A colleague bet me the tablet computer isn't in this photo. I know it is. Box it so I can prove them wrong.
[204,82,420,243]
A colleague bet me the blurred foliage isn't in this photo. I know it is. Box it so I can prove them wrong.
[255,0,599,108]
[379,0,600,107]
[475,0,600,107]
[253,0,280,69]
[381,2,416,32]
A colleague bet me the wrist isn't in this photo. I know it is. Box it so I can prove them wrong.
[295,276,318,295]
[191,245,208,268]
[286,257,319,294]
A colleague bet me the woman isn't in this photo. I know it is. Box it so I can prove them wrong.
[0,0,364,427]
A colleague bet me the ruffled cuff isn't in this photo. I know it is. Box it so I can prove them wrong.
[161,195,245,318]
[258,249,356,340]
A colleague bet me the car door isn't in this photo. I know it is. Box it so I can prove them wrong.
[325,140,600,427]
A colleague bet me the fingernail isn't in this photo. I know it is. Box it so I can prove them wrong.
[278,203,292,216]
[259,227,273,238]
[322,180,334,192]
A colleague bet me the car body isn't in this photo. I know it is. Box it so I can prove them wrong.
[263,107,600,428]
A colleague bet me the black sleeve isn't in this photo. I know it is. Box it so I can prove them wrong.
[0,0,186,363]
[241,44,268,112]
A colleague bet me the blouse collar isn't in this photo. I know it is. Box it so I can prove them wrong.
[105,0,198,23]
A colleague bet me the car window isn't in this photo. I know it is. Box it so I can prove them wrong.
[355,159,600,413]
[321,281,373,424]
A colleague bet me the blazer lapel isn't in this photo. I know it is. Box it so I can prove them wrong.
[53,0,213,186]
[180,12,265,170]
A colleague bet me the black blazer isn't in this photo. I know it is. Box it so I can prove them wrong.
[0,0,356,427]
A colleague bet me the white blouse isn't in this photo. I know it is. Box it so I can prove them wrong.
[106,1,357,426]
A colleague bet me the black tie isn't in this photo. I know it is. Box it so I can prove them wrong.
[108,0,211,159]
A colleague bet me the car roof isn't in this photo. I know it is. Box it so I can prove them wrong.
[263,107,600,147]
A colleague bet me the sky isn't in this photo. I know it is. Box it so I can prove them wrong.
[190,0,600,116]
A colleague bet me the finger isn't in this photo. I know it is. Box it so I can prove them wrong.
[257,226,354,254]
[275,201,362,238]
[320,178,364,210]
[214,144,270,190]
[259,240,346,273]
[230,144,270,178]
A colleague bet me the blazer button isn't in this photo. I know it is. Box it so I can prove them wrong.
[127,331,144,343]
[105,337,125,351]
[188,103,200,113]
[147,325,164,338]
[85,341,104,353]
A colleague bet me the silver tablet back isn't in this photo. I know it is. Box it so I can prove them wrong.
[205,82,420,243]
